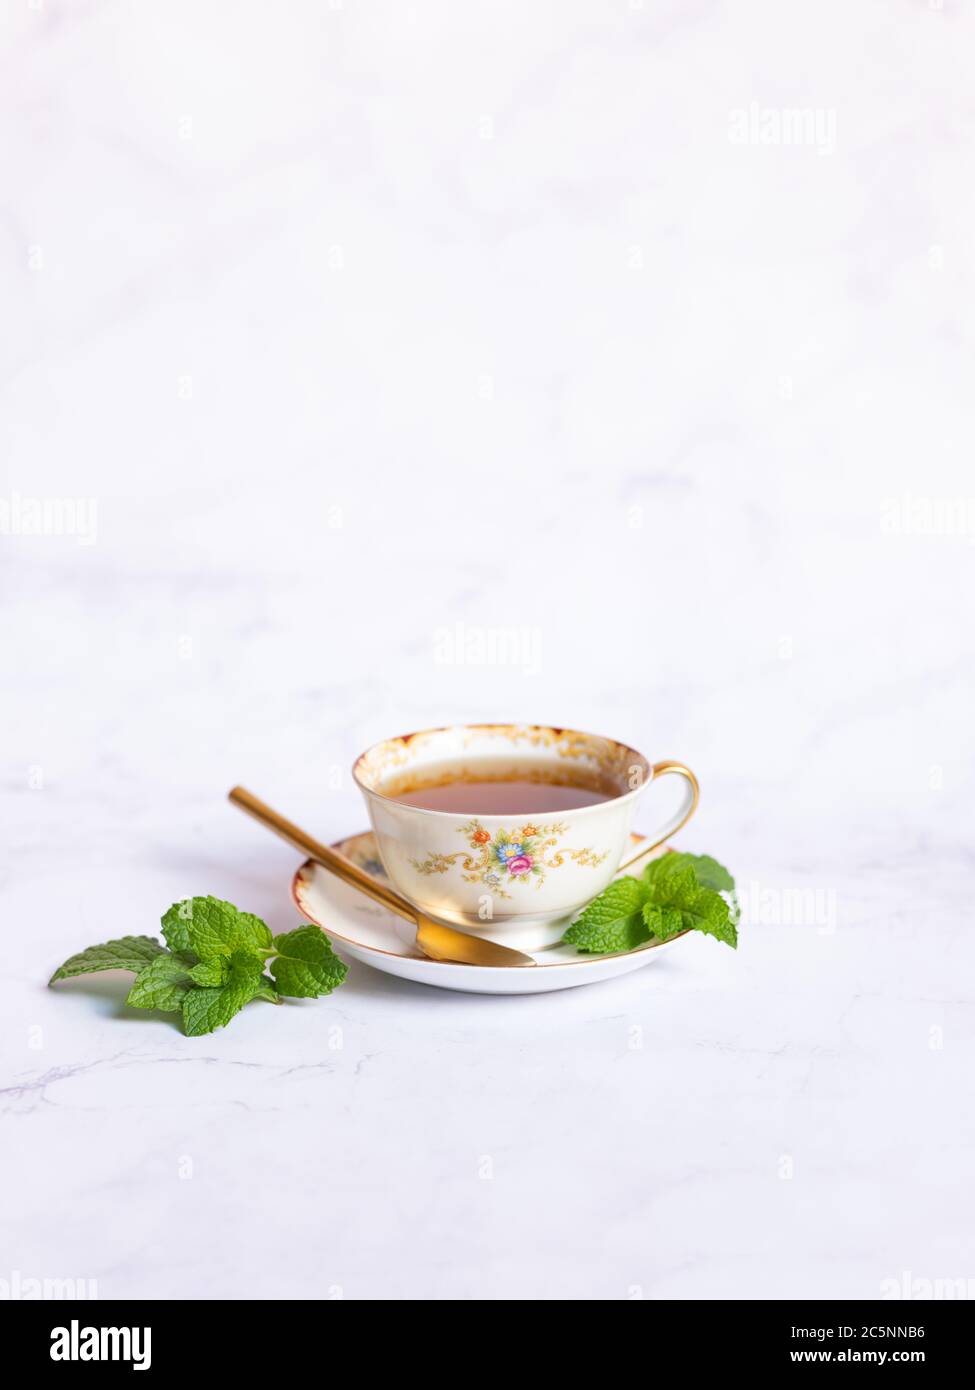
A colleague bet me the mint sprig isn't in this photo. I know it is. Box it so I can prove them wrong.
[561,851,739,955]
[49,897,348,1035]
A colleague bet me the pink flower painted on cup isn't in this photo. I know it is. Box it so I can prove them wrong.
[507,854,533,876]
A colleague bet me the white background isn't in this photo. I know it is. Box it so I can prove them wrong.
[2,1,973,1300]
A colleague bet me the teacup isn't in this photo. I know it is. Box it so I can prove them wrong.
[352,724,698,951]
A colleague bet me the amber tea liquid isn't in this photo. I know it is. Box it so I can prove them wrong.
[384,762,618,815]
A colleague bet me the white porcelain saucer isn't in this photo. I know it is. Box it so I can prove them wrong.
[291,831,687,995]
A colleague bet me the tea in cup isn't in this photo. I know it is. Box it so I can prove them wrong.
[353,724,698,952]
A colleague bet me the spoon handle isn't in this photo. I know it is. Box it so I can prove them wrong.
[228,786,418,926]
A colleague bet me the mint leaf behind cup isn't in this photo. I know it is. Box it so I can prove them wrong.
[560,850,739,955]
[560,877,650,954]
[643,854,738,947]
[650,852,735,893]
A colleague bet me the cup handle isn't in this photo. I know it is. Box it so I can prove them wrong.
[615,760,700,875]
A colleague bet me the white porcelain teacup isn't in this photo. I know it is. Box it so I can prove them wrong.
[352,724,698,951]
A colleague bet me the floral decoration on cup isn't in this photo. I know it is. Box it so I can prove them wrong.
[410,820,609,899]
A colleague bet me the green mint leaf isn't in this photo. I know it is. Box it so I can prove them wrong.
[560,877,651,954]
[269,925,348,998]
[641,901,687,940]
[646,852,735,894]
[126,954,194,1012]
[253,978,282,1004]
[187,959,229,987]
[643,860,738,947]
[160,901,195,954]
[163,896,273,962]
[49,936,167,985]
[181,950,271,1036]
[641,902,686,940]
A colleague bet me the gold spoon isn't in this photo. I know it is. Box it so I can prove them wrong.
[228,786,536,968]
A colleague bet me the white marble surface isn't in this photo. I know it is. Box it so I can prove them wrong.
[2,1,974,1300]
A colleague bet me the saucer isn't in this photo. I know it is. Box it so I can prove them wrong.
[291,831,687,995]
